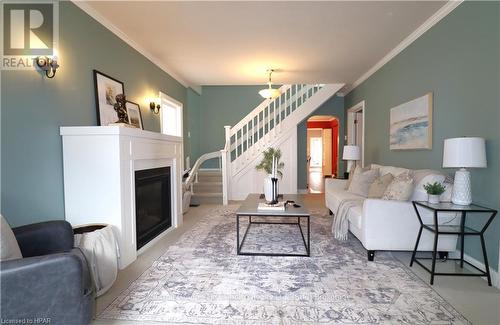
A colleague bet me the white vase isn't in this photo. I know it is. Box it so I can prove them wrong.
[263,175,274,202]
[428,194,440,204]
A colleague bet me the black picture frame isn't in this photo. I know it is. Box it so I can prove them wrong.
[93,70,125,126]
[126,101,144,130]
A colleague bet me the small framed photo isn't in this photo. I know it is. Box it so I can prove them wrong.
[93,70,125,126]
[126,101,143,129]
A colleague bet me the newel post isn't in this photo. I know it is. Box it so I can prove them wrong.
[221,125,232,205]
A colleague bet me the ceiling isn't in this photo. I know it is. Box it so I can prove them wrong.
[81,1,447,88]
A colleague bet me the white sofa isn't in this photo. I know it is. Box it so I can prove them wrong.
[325,164,459,261]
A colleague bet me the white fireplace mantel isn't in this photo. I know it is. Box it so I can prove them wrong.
[60,126,183,269]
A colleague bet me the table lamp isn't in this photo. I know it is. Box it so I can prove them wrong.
[343,145,361,177]
[442,137,487,205]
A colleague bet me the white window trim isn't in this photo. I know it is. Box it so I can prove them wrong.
[159,91,183,138]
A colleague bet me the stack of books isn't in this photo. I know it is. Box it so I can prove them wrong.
[257,201,286,211]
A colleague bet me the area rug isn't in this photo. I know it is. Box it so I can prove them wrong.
[98,206,469,324]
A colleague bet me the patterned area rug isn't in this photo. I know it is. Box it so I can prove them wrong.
[99,206,469,324]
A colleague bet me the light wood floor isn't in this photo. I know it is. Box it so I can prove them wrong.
[93,194,500,325]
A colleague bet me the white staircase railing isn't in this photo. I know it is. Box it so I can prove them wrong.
[225,84,323,173]
[188,83,342,206]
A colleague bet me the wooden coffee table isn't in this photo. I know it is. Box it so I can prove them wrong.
[235,194,310,257]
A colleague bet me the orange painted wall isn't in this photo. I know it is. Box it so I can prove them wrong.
[306,119,339,175]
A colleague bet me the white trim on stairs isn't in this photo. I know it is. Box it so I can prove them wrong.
[345,0,463,94]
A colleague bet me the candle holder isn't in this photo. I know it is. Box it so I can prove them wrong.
[270,177,279,204]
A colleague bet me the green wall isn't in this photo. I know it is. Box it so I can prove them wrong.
[1,2,188,227]
[194,85,264,167]
[345,2,500,270]
[199,85,264,155]
[297,96,345,190]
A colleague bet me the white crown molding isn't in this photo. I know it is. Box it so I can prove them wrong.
[71,0,200,93]
[344,0,464,95]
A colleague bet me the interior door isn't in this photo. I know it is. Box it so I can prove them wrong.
[322,128,332,176]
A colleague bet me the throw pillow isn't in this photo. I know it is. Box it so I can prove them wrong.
[344,165,367,190]
[348,168,379,197]
[0,214,22,261]
[368,173,394,198]
[382,172,414,201]
[371,164,411,177]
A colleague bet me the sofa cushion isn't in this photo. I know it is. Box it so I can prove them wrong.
[368,173,394,198]
[0,214,22,261]
[326,187,364,214]
[371,164,411,177]
[348,168,379,197]
[382,173,414,201]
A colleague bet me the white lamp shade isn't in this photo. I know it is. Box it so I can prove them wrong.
[343,145,361,161]
[442,137,487,168]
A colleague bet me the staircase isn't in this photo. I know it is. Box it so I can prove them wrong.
[184,83,344,205]
[191,170,223,204]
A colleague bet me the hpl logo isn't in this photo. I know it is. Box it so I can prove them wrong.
[2,2,58,69]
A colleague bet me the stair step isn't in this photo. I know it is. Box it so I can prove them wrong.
[193,182,223,193]
[192,192,222,204]
[197,170,222,182]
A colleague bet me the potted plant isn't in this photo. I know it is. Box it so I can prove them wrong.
[256,148,284,202]
[423,182,446,204]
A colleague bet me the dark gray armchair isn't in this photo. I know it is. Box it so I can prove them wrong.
[1,220,94,325]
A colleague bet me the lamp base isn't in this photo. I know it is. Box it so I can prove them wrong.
[452,168,472,205]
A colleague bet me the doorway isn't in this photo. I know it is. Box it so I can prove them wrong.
[306,115,339,193]
[347,101,365,168]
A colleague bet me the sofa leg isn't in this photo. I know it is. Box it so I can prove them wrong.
[329,209,333,216]
[438,251,448,261]
[367,250,375,261]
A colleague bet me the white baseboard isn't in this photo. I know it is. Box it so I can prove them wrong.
[297,189,308,194]
[460,252,500,289]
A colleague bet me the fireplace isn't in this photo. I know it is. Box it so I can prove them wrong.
[135,166,172,250]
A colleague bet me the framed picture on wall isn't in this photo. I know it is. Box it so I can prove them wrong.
[93,70,125,126]
[126,101,143,129]
[389,92,433,150]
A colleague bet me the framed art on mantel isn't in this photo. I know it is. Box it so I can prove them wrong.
[390,92,433,150]
[93,70,125,126]
[126,101,143,129]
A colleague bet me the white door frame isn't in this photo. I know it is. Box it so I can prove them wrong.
[159,91,184,169]
[347,101,365,167]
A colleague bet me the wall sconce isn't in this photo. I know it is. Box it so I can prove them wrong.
[149,98,161,114]
[35,55,59,78]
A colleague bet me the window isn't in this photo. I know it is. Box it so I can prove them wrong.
[160,92,183,137]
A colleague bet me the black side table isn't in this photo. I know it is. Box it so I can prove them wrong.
[410,201,497,286]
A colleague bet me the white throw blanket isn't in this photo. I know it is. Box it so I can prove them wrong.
[332,198,364,240]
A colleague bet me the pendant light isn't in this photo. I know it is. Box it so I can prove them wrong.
[258,69,281,99]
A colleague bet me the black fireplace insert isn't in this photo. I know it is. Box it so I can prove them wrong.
[135,166,172,249]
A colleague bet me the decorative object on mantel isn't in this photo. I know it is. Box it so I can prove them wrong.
[443,137,487,205]
[93,70,126,126]
[126,101,143,129]
[390,92,433,150]
[112,94,130,126]
[423,182,446,204]
[256,147,283,203]
[342,145,360,177]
